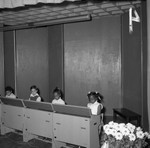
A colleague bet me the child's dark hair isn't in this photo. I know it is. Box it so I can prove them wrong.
[87,91,103,103]
[5,86,15,94]
[53,87,64,99]
[30,85,40,95]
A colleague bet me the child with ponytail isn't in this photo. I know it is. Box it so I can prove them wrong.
[87,91,103,115]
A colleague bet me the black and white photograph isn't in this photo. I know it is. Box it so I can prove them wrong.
[0,0,149,148]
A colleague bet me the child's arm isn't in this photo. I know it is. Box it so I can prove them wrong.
[62,100,65,105]
[36,96,41,102]
[51,99,55,104]
[97,104,101,115]
[100,103,103,110]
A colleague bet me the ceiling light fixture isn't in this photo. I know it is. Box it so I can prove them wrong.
[0,14,91,31]
[34,14,91,26]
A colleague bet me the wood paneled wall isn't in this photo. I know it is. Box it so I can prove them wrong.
[2,12,148,125]
[3,25,64,102]
[16,28,49,101]
[64,16,122,115]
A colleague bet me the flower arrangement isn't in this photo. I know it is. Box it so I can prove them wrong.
[100,121,150,148]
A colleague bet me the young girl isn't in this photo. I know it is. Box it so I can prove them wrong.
[52,87,65,105]
[5,86,16,99]
[29,85,41,102]
[87,91,103,115]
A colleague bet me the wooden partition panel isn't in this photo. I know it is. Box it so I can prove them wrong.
[141,1,149,130]
[48,25,64,101]
[16,28,49,101]
[64,17,121,115]
[146,0,150,131]
[4,31,16,91]
[0,32,4,95]
[122,9,142,115]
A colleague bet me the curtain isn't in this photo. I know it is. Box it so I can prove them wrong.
[0,0,78,8]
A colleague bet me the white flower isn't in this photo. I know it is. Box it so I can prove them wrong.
[126,123,135,129]
[129,133,136,141]
[126,123,135,133]
[116,123,125,132]
[115,132,123,140]
[103,124,110,131]
[105,128,112,135]
[108,121,115,129]
[136,127,142,131]
[113,122,119,130]
[136,131,144,139]
[108,121,114,126]
[111,129,117,137]
[119,123,125,128]
[144,132,149,136]
[127,127,135,133]
[116,125,121,132]
[144,132,150,139]
[121,127,130,136]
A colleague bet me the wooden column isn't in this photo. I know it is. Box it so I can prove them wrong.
[48,25,64,101]
[4,31,16,93]
[0,31,4,95]
[141,0,149,130]
[147,0,150,131]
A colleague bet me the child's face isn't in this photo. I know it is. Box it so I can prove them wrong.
[31,88,37,96]
[53,92,60,100]
[89,95,97,104]
[6,90,11,96]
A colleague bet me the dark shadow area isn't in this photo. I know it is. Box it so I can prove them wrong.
[0,132,51,148]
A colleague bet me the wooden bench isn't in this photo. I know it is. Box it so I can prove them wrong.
[113,108,141,126]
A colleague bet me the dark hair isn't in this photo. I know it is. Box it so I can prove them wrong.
[53,87,63,99]
[5,86,15,94]
[87,91,103,103]
[30,85,40,95]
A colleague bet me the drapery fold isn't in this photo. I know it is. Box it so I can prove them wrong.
[0,0,78,8]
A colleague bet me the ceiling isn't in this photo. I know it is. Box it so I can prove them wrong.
[0,0,141,26]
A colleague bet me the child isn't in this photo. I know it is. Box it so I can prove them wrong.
[29,85,41,102]
[52,87,65,105]
[5,86,16,99]
[87,91,103,115]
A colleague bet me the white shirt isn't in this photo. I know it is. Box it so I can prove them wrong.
[87,101,102,115]
[52,98,65,105]
[5,93,16,99]
[29,93,41,102]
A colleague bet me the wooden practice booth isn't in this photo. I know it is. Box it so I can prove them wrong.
[0,97,101,148]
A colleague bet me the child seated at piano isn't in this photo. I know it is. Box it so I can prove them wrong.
[29,85,41,102]
[5,86,16,99]
[52,87,65,105]
[87,91,103,115]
